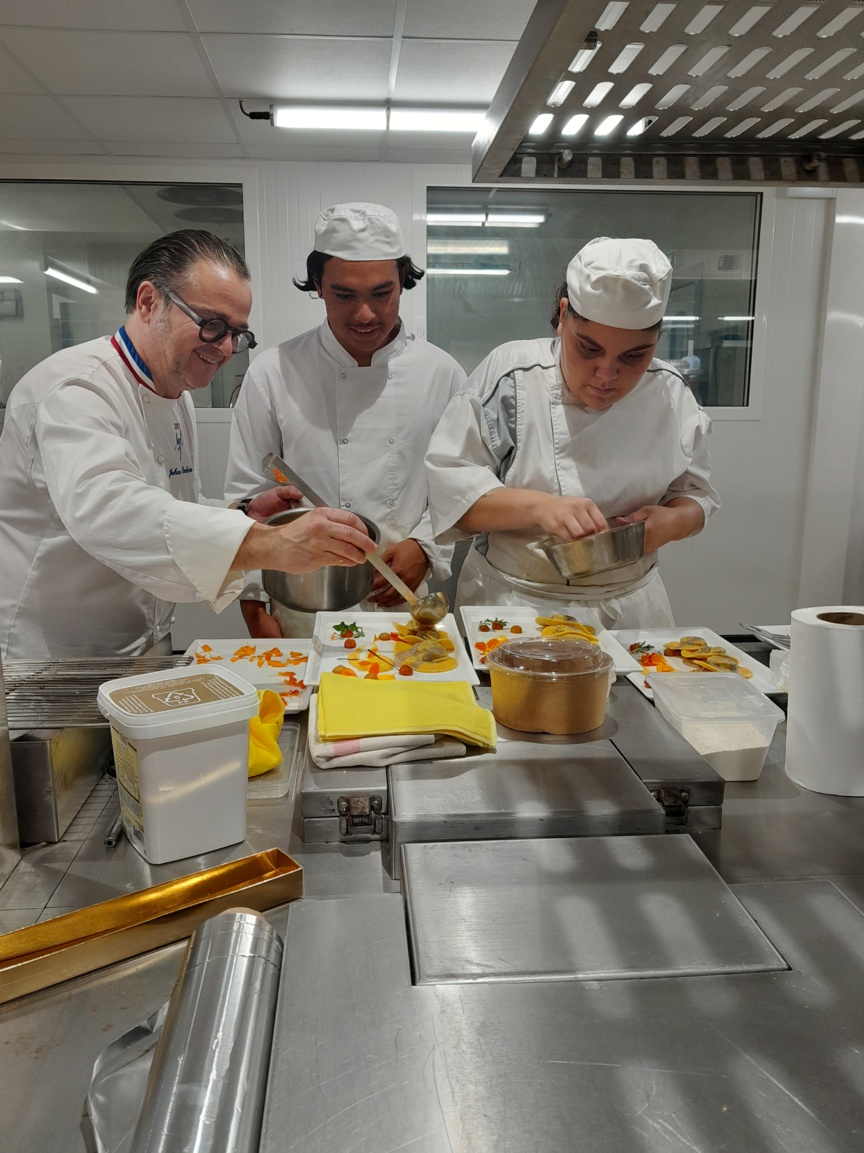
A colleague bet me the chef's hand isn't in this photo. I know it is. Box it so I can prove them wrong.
[534,494,608,540]
[241,599,283,639]
[368,538,430,608]
[236,507,375,574]
[616,497,705,552]
[243,485,304,523]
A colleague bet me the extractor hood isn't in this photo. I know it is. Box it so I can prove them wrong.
[473,0,864,184]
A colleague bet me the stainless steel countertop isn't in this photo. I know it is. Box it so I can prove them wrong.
[3,663,864,1152]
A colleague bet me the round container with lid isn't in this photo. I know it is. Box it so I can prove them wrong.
[485,636,614,735]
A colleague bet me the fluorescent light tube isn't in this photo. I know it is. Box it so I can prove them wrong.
[486,213,546,227]
[272,107,386,130]
[0,275,22,283]
[427,239,509,255]
[426,268,510,276]
[44,268,97,294]
[427,213,487,225]
[390,109,484,132]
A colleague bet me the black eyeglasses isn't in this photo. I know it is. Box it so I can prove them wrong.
[165,289,257,353]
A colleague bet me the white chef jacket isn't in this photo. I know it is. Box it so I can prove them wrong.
[225,319,467,609]
[0,334,252,659]
[425,337,719,629]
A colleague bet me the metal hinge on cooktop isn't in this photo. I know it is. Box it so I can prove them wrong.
[650,787,691,828]
[337,795,386,840]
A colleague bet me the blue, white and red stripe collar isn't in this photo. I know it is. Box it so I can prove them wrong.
[111,326,157,393]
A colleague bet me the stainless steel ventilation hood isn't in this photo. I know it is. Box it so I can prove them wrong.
[472,0,864,185]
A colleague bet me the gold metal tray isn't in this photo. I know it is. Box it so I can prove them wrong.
[0,848,302,1004]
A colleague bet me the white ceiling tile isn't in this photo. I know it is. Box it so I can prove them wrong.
[0,94,93,140]
[0,30,216,97]
[189,0,398,36]
[393,40,517,103]
[0,138,107,156]
[103,141,248,160]
[202,35,392,101]
[58,97,238,144]
[0,0,186,30]
[246,142,387,163]
[0,41,43,94]
[404,0,536,40]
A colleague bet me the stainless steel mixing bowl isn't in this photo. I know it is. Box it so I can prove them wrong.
[539,520,645,580]
[262,508,380,613]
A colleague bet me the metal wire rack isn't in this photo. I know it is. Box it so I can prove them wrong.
[3,656,193,729]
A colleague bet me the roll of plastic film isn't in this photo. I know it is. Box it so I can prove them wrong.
[129,908,283,1153]
[785,606,864,796]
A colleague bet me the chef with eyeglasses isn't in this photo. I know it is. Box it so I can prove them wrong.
[0,228,374,660]
[425,236,720,630]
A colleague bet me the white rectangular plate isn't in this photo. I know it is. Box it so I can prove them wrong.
[184,639,312,712]
[608,627,778,699]
[459,605,640,674]
[306,612,479,686]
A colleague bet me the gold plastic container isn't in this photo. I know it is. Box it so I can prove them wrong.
[0,848,302,1005]
[486,637,614,735]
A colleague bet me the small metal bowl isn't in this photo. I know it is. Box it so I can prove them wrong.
[539,520,645,580]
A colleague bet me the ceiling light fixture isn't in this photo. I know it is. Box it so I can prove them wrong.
[427,239,510,255]
[427,212,487,226]
[486,213,546,227]
[0,275,22,283]
[389,108,485,132]
[426,267,511,276]
[272,107,386,130]
[44,267,97,294]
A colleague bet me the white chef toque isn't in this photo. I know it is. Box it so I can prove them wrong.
[566,236,672,329]
[313,202,405,261]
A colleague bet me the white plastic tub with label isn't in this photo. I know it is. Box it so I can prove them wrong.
[646,671,785,781]
[97,666,259,864]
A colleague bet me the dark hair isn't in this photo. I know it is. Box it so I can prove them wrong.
[125,229,250,312]
[552,281,663,333]
[293,250,425,293]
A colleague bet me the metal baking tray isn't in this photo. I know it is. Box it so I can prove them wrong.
[0,847,302,1004]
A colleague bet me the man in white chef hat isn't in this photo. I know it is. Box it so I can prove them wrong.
[425,235,720,629]
[226,202,467,638]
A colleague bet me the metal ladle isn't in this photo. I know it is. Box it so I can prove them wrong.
[261,453,449,626]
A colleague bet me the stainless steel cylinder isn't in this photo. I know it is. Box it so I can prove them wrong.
[262,508,380,612]
[129,908,283,1153]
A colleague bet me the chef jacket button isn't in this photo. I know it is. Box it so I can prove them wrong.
[157,454,165,464]
[388,500,396,507]
[340,372,347,379]
[388,437,395,444]
[344,502,351,509]
[388,373,393,380]
[341,437,348,444]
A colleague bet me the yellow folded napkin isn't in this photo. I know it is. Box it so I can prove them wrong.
[317,673,496,750]
[248,690,284,777]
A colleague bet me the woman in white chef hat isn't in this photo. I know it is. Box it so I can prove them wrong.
[424,236,720,629]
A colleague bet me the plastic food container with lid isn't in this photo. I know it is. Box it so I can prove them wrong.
[485,636,614,735]
[646,671,784,781]
[97,665,259,864]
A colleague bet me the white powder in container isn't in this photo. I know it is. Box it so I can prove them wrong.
[681,720,770,781]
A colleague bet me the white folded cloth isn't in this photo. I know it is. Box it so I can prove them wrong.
[307,695,466,769]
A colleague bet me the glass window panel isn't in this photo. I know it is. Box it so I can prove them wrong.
[426,188,761,407]
[0,181,247,411]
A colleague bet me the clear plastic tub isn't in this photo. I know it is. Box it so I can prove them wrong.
[486,637,614,735]
[646,671,785,781]
[97,665,259,864]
